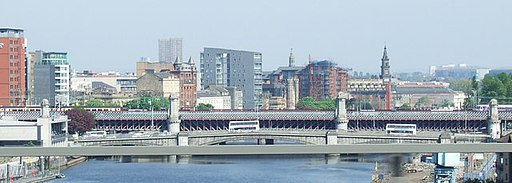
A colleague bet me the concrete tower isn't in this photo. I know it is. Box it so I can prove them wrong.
[335,92,349,131]
[286,78,296,110]
[289,48,295,67]
[159,37,183,63]
[40,99,50,118]
[293,77,300,104]
[168,94,181,134]
[487,99,501,140]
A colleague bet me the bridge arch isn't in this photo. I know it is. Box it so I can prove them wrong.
[192,134,325,146]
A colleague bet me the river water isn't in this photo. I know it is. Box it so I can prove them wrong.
[50,155,384,183]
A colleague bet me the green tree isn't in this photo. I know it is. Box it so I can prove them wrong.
[196,103,214,110]
[123,96,169,110]
[86,99,119,107]
[440,99,453,108]
[448,79,472,94]
[399,103,412,110]
[64,108,96,135]
[416,96,430,109]
[297,97,336,110]
[482,75,506,97]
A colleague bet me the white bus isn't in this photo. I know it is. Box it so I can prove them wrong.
[385,124,417,136]
[473,104,512,112]
[84,131,107,138]
[228,120,260,132]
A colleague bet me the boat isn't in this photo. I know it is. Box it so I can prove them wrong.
[55,173,66,179]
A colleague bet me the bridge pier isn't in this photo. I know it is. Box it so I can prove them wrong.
[168,94,181,134]
[324,154,340,164]
[178,133,189,146]
[257,139,274,145]
[335,92,349,132]
[487,99,501,140]
[119,155,132,163]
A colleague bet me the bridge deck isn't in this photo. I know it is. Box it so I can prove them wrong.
[6,111,512,121]
[1,144,511,156]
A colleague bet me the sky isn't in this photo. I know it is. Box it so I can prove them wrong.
[3,0,512,74]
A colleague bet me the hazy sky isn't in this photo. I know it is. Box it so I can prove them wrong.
[3,0,511,74]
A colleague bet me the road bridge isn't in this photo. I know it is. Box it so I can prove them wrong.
[76,130,439,146]
[1,143,511,156]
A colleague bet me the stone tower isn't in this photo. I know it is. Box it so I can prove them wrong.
[286,78,296,110]
[335,92,349,131]
[168,94,181,134]
[380,46,393,110]
[488,99,501,140]
[380,46,391,80]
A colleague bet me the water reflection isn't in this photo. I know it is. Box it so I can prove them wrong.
[52,154,385,183]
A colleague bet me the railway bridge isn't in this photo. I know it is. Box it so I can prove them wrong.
[4,95,510,140]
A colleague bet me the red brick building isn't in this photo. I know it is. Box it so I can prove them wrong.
[0,28,26,106]
[298,60,348,100]
[172,57,197,110]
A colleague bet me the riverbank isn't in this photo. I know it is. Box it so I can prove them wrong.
[24,156,88,183]
[1,156,88,183]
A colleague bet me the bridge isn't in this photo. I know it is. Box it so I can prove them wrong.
[1,143,511,156]
[3,95,508,148]
[5,110,512,132]
[76,130,440,146]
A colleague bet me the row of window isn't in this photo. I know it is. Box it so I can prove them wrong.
[9,47,21,52]
[9,40,21,45]
[9,77,20,82]
[9,55,21,60]
[9,62,20,67]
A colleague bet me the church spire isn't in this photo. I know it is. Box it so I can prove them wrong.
[382,45,389,60]
[174,56,181,64]
[288,48,295,67]
[380,45,391,81]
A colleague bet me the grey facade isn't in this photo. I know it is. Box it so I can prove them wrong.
[158,38,183,63]
[34,65,56,106]
[200,48,262,109]
[30,51,70,107]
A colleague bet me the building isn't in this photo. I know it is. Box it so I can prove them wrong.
[497,133,512,183]
[0,28,26,106]
[430,64,489,81]
[298,60,348,100]
[347,79,387,110]
[0,100,68,147]
[200,48,262,109]
[158,38,182,63]
[70,71,137,106]
[489,67,512,77]
[197,85,243,110]
[380,46,393,110]
[27,50,70,107]
[171,57,197,110]
[393,82,466,110]
[135,57,174,78]
[136,72,180,99]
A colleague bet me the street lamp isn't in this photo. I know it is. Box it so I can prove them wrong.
[149,100,153,131]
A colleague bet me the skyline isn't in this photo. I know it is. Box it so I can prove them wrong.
[3,0,511,73]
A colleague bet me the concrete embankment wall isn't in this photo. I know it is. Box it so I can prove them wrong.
[66,157,87,167]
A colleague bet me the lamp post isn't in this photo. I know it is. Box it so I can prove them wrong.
[149,100,153,131]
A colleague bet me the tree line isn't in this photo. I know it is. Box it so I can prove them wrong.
[449,72,512,107]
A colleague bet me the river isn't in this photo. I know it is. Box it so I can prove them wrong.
[50,155,384,183]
